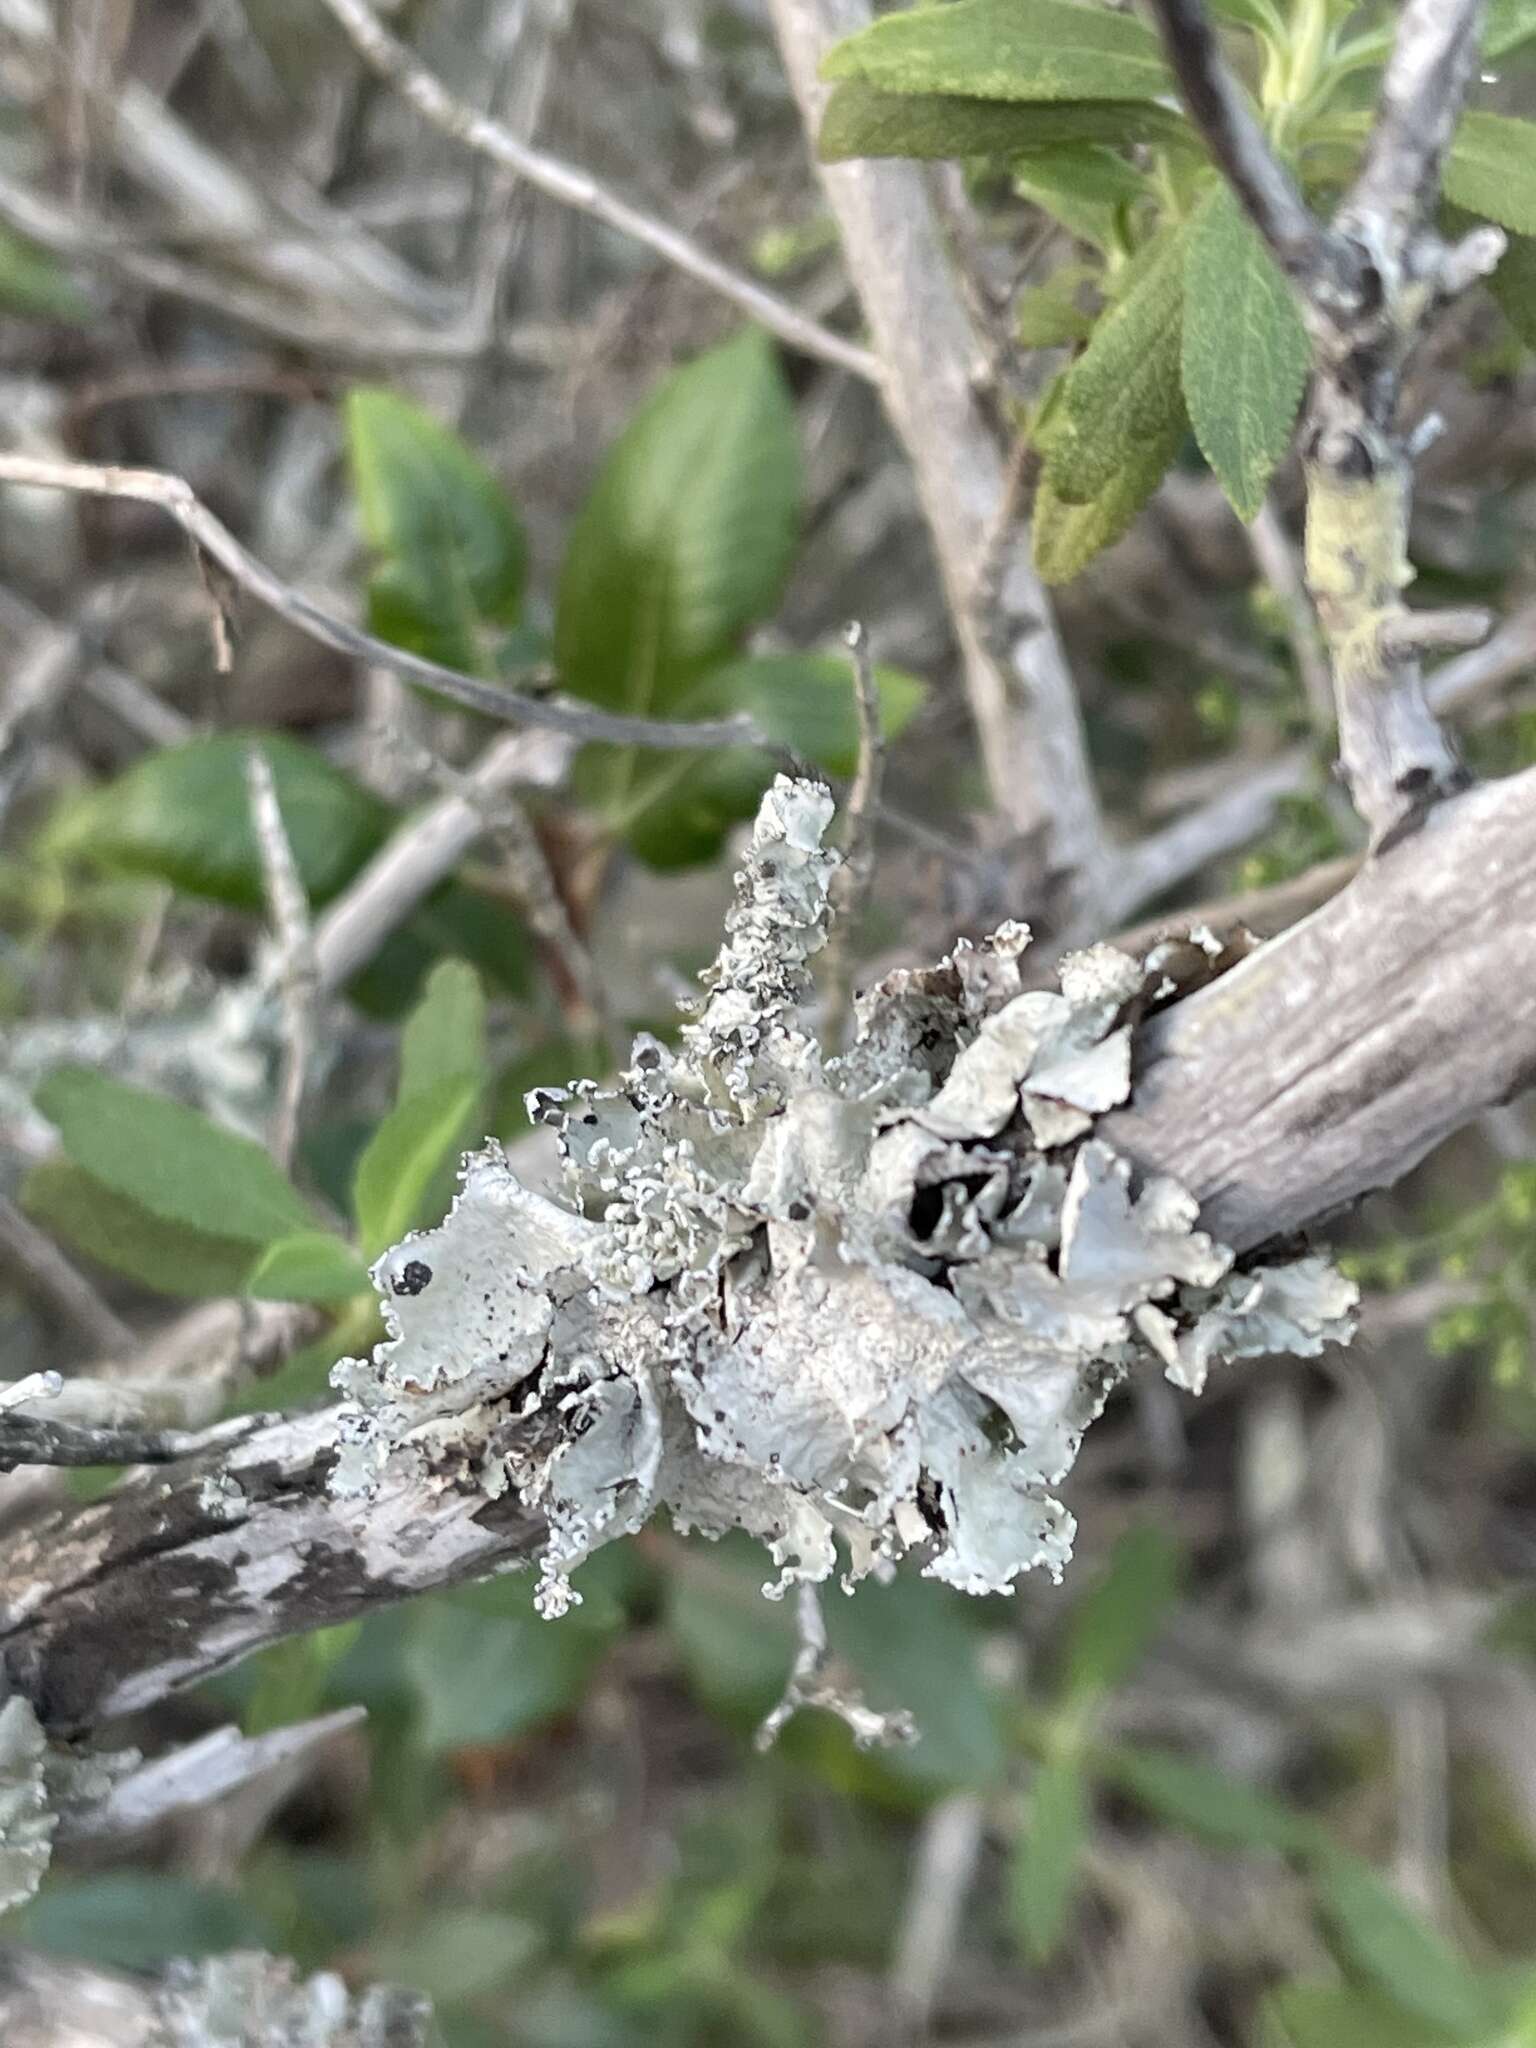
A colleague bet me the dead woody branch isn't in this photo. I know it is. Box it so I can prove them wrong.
[1145,0,1504,840]
[6,760,1536,1737]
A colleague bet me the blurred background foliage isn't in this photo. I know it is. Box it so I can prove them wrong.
[6,1,1536,2044]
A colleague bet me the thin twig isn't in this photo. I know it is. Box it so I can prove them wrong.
[311,729,571,995]
[1141,0,1332,289]
[245,748,316,1169]
[0,454,778,754]
[889,1793,987,2035]
[317,0,879,385]
[0,1197,134,1355]
[823,620,887,1038]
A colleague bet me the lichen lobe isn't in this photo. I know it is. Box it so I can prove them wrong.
[329,778,1357,1615]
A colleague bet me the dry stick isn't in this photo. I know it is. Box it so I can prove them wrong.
[767,0,1108,901]
[311,729,571,995]
[244,748,316,1169]
[1105,586,1536,930]
[12,764,1536,1734]
[755,1583,916,1752]
[823,620,886,1036]
[1145,0,1503,842]
[316,0,879,386]
[0,454,776,754]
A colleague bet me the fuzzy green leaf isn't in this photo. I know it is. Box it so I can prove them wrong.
[821,0,1171,104]
[1182,182,1310,520]
[22,1163,260,1300]
[1061,1526,1182,1702]
[817,80,1185,163]
[1015,145,1150,249]
[36,733,532,1006]
[1011,1755,1089,1963]
[1444,113,1536,235]
[555,330,800,715]
[352,1071,480,1259]
[1031,421,1184,583]
[583,650,923,871]
[1484,0,1536,59]
[1259,1982,1469,2048]
[399,959,486,1104]
[35,1067,314,1245]
[1312,1855,1503,2040]
[1489,229,1536,346]
[345,386,526,673]
[0,224,89,321]
[1109,1746,1322,1854]
[1015,269,1099,346]
[1046,225,1187,505]
[245,1232,371,1303]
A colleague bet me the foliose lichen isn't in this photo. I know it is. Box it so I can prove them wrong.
[329,777,1357,1618]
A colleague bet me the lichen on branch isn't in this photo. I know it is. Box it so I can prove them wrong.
[330,779,1356,1620]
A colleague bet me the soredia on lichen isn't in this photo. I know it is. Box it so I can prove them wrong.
[330,776,1357,1617]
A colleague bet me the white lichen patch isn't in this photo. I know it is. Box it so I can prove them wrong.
[0,1695,140,1916]
[329,777,1357,1618]
[157,1952,430,2047]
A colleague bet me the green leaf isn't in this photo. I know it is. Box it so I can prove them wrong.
[1010,1754,1089,1963]
[368,1908,541,2007]
[1444,114,1536,235]
[37,733,532,1004]
[1032,415,1184,582]
[1489,229,1536,347]
[823,1573,1007,1798]
[1484,0,1536,60]
[1312,1854,1502,2040]
[1182,181,1309,521]
[403,1571,620,1754]
[586,651,924,872]
[0,224,89,321]
[246,1232,371,1303]
[554,330,800,716]
[1060,1526,1182,1704]
[703,652,925,774]
[35,1067,313,1244]
[11,1874,276,1971]
[345,386,526,673]
[1108,1745,1322,1854]
[817,80,1186,163]
[1015,146,1150,250]
[352,1071,480,1258]
[1206,0,1285,36]
[21,1161,260,1300]
[39,732,387,911]
[821,0,1171,104]
[399,958,486,1103]
[1044,223,1187,505]
[1259,1982,1466,2048]
[1016,269,1099,346]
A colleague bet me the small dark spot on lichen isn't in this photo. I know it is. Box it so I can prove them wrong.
[393,1260,433,1298]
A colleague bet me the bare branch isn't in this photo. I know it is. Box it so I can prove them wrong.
[1144,0,1500,841]
[316,0,880,385]
[311,730,572,995]
[1347,0,1488,259]
[1249,500,1332,730]
[245,748,316,1170]
[1141,0,1332,288]
[0,455,781,755]
[768,0,1107,901]
[8,768,1536,1731]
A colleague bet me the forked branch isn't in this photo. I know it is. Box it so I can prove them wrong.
[1144,0,1502,840]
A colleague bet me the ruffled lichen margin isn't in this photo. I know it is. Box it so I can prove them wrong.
[331,778,1357,1621]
